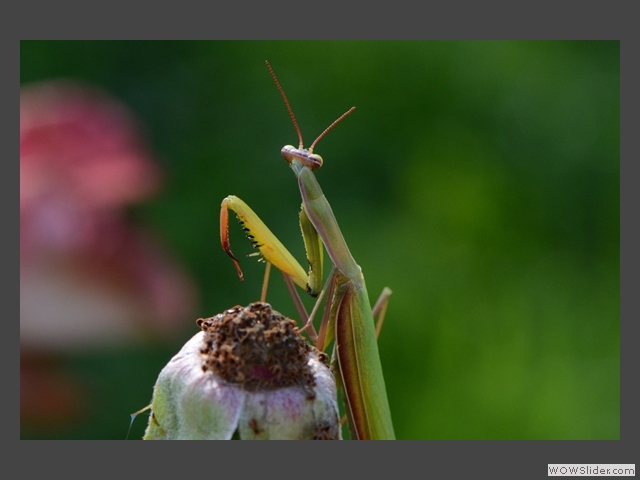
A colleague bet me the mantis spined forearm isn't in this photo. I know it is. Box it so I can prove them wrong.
[220,62,394,439]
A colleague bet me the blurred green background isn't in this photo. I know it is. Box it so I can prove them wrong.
[20,41,619,440]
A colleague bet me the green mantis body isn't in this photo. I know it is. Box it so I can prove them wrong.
[220,62,394,440]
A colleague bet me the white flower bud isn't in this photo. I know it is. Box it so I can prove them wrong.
[144,303,341,440]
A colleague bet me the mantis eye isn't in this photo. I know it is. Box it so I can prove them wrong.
[281,145,323,171]
[307,153,324,170]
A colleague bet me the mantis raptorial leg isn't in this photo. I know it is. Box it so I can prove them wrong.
[220,62,394,439]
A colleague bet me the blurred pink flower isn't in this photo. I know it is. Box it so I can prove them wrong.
[20,80,199,427]
[20,79,198,347]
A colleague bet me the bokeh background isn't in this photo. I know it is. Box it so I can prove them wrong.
[20,41,619,440]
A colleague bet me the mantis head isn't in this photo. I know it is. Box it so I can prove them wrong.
[281,145,324,171]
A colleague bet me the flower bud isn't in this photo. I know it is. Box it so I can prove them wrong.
[144,302,341,440]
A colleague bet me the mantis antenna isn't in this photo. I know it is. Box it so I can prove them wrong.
[266,61,304,149]
[309,107,356,153]
[265,61,356,154]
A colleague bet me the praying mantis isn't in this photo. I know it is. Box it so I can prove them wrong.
[220,61,395,440]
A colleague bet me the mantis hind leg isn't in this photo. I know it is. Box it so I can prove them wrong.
[372,287,392,339]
